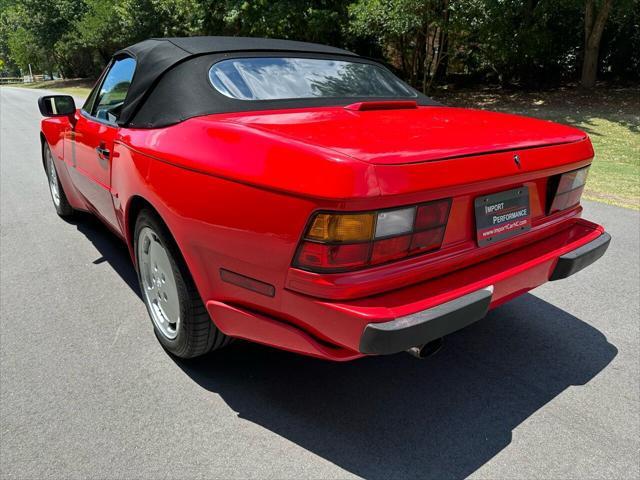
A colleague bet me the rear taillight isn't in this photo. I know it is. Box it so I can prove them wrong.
[294,199,451,272]
[548,166,589,214]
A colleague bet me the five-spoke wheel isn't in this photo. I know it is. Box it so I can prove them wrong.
[134,209,229,357]
[137,226,181,340]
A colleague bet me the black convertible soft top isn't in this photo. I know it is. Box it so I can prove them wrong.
[107,36,434,128]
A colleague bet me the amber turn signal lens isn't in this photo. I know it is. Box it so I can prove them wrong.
[307,213,375,242]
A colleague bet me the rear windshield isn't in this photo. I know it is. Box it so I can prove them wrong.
[208,57,416,101]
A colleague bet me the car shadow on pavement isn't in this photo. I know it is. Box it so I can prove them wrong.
[175,294,617,480]
[67,212,141,298]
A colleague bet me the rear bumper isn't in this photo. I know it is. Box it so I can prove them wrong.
[550,232,611,280]
[207,218,609,361]
[359,231,610,355]
[359,286,493,355]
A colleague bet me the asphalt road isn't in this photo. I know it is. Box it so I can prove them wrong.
[1,86,639,480]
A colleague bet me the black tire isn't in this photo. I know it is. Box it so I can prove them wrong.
[134,209,230,358]
[44,143,74,217]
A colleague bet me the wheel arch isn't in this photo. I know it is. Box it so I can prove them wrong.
[126,195,159,253]
[125,195,188,273]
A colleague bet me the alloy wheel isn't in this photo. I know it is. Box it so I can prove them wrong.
[137,226,181,340]
[46,149,61,208]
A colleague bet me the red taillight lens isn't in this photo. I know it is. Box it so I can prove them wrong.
[549,166,589,214]
[370,234,412,264]
[415,202,450,230]
[294,199,451,272]
[410,226,446,253]
[296,242,370,270]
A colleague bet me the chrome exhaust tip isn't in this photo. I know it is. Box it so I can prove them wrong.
[406,337,444,359]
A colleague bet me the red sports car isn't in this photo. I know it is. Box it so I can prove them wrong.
[38,37,610,361]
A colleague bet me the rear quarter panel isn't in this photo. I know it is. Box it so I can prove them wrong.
[119,117,380,199]
[112,122,376,328]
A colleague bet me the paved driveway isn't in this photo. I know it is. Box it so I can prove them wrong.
[1,86,638,479]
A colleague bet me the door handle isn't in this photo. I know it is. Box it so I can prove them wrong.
[95,146,110,159]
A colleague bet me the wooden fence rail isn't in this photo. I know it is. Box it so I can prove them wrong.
[0,75,48,85]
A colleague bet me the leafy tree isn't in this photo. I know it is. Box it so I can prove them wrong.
[0,0,637,86]
[600,0,640,81]
[209,0,349,46]
[7,26,48,73]
[450,0,587,86]
[349,0,449,92]
[0,0,86,76]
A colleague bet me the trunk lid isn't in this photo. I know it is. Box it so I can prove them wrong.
[224,106,586,165]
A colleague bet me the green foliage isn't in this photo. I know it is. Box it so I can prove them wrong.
[7,26,47,71]
[453,0,586,85]
[600,0,640,80]
[214,0,349,45]
[350,0,431,39]
[0,0,638,86]
[349,0,448,91]
[1,0,86,75]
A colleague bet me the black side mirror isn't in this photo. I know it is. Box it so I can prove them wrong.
[37,95,76,117]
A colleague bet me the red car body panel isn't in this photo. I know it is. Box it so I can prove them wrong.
[41,102,607,361]
[224,106,586,165]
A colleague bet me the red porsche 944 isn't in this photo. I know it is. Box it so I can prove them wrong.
[38,37,610,361]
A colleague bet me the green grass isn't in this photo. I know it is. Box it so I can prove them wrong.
[434,86,640,210]
[5,78,93,97]
[44,86,92,96]
[578,118,638,209]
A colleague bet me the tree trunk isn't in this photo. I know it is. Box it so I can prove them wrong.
[582,46,599,88]
[414,32,426,89]
[423,28,434,93]
[581,0,614,88]
[435,0,450,82]
[425,27,439,80]
[410,40,418,86]
[399,35,409,80]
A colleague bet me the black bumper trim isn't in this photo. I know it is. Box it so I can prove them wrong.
[359,286,493,355]
[550,232,611,281]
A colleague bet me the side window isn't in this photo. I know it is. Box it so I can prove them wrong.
[82,74,103,115]
[91,57,136,124]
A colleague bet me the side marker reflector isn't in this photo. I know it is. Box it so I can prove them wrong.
[220,269,275,297]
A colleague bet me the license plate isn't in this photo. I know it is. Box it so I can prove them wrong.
[474,187,531,247]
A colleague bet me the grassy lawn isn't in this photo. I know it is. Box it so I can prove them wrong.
[434,86,640,210]
[4,78,94,97]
